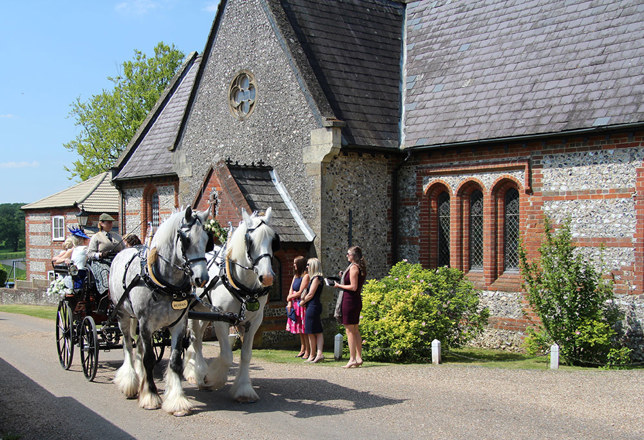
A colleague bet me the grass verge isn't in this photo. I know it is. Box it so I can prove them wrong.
[0,305,624,371]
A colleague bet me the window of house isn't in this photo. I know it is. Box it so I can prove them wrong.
[504,188,520,270]
[52,216,65,241]
[469,190,484,270]
[438,191,451,267]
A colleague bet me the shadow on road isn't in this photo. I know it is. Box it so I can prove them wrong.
[0,358,134,440]
[184,370,406,418]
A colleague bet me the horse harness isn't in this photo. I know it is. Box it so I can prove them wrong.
[117,216,209,328]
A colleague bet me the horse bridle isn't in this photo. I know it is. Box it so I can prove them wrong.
[175,216,208,276]
[153,215,208,281]
[243,220,280,269]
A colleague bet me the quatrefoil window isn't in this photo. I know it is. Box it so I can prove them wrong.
[229,70,257,120]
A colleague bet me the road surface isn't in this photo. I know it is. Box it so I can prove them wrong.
[0,312,642,439]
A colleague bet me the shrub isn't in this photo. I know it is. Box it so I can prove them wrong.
[0,266,7,287]
[359,261,489,363]
[519,217,632,368]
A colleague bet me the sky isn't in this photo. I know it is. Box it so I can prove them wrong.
[0,0,220,205]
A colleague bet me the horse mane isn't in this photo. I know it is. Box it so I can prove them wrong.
[151,210,183,251]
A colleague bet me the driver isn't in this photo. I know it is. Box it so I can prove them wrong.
[88,213,125,294]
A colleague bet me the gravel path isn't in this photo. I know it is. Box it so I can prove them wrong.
[0,311,642,439]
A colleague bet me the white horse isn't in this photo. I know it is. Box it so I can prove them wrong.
[184,208,279,402]
[109,207,210,416]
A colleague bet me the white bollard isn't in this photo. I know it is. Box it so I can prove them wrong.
[550,344,559,370]
[334,333,343,360]
[431,339,441,364]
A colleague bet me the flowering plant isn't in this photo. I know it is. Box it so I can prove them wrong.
[46,274,72,297]
[203,218,228,244]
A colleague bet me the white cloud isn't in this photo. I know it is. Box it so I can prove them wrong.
[0,114,14,118]
[0,161,39,169]
[115,0,160,15]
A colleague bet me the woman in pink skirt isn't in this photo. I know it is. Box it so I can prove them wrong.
[286,256,310,357]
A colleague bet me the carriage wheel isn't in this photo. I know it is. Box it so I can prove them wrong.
[152,329,168,364]
[56,301,74,370]
[80,316,99,381]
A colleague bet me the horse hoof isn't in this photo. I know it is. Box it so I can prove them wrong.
[173,409,191,417]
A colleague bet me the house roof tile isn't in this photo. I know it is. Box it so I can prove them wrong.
[22,172,119,213]
[113,53,201,180]
[405,0,644,148]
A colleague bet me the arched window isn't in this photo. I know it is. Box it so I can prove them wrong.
[438,191,451,267]
[504,188,520,270]
[469,190,484,270]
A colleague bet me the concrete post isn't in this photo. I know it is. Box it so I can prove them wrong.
[432,339,441,364]
[550,344,559,370]
[334,333,343,360]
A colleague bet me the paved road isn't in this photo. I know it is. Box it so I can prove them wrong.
[0,311,642,440]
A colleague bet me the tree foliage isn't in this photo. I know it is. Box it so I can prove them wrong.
[519,217,631,368]
[0,203,26,252]
[64,42,185,180]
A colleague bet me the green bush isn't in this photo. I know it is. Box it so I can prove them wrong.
[520,217,632,368]
[359,261,489,363]
[0,266,7,287]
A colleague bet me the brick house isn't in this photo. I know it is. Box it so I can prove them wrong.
[112,0,643,353]
[21,172,119,288]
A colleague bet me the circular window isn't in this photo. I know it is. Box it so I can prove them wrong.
[228,70,257,120]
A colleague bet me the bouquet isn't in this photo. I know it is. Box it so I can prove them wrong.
[204,218,228,244]
[46,274,72,297]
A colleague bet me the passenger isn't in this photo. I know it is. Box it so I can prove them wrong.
[88,213,124,294]
[68,227,89,270]
[51,238,74,266]
[124,234,142,247]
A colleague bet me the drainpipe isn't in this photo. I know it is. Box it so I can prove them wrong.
[391,150,411,264]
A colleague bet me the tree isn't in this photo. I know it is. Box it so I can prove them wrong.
[519,217,631,368]
[64,42,186,180]
[0,203,26,252]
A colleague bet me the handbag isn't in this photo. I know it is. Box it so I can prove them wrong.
[287,307,297,322]
[334,264,351,323]
[334,291,343,323]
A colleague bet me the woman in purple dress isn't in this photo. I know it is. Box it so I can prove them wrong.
[286,256,310,358]
[334,246,367,368]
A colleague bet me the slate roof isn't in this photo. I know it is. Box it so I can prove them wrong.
[229,162,314,243]
[274,0,404,149]
[404,0,644,148]
[112,52,201,180]
[21,172,119,213]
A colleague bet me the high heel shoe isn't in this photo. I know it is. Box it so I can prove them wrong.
[295,352,305,358]
[355,360,363,367]
[342,361,358,369]
[312,355,324,363]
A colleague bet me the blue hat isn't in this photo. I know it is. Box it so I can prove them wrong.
[68,227,89,239]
